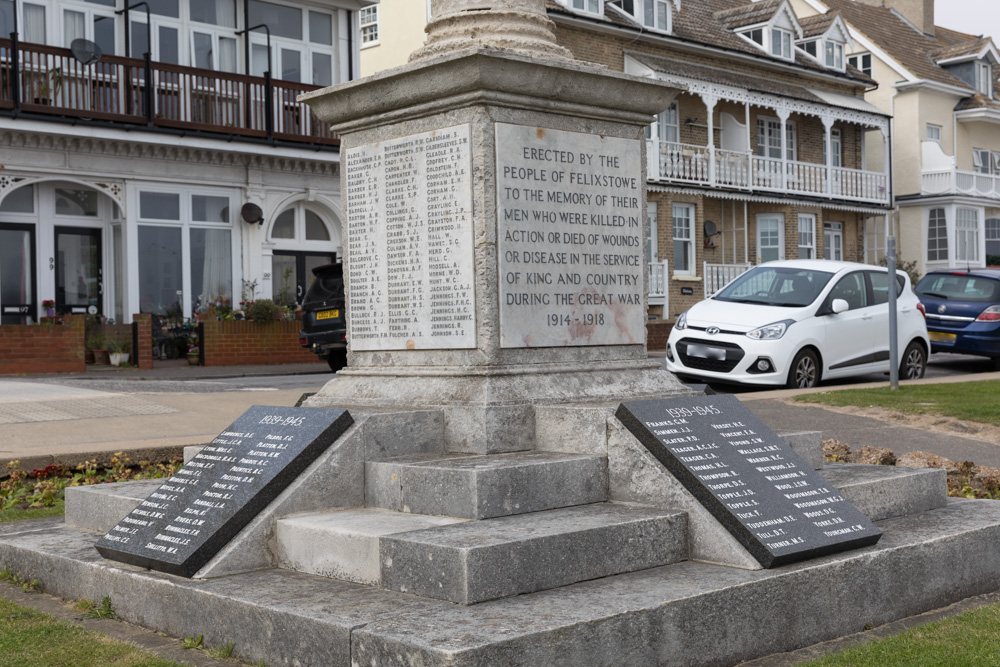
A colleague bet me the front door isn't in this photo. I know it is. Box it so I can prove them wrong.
[824,222,843,261]
[0,224,37,325]
[272,251,335,306]
[55,227,103,316]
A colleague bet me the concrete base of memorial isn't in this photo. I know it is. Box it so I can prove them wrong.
[305,360,689,453]
[3,499,1000,666]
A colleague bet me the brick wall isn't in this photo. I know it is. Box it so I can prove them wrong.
[0,316,85,375]
[646,321,674,351]
[133,313,154,370]
[202,319,323,367]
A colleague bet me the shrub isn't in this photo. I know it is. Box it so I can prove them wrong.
[247,299,282,322]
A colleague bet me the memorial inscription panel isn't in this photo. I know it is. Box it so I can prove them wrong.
[496,124,644,348]
[96,406,354,577]
[616,396,881,568]
[344,124,476,351]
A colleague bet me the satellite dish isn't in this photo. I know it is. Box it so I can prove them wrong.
[703,220,718,237]
[241,202,264,226]
[71,39,102,66]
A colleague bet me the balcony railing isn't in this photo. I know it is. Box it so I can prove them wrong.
[703,262,752,298]
[922,169,1000,200]
[648,260,669,310]
[649,140,889,205]
[0,38,337,147]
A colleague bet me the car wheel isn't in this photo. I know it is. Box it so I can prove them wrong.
[900,342,926,380]
[787,349,820,389]
[327,349,347,373]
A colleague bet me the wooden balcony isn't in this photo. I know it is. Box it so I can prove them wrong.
[0,38,337,148]
[648,141,889,206]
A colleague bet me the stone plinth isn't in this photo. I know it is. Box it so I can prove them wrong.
[302,36,688,453]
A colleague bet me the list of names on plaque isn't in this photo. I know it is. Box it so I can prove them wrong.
[616,396,881,568]
[344,124,476,351]
[96,406,353,577]
[496,124,644,348]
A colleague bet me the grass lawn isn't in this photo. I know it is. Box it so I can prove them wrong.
[794,379,1000,427]
[0,595,186,667]
[802,602,1000,666]
[0,500,64,523]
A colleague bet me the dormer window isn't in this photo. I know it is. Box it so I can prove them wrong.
[976,61,993,96]
[641,0,671,32]
[572,0,603,15]
[800,40,817,58]
[825,40,844,70]
[848,53,872,77]
[771,28,792,60]
[745,28,764,46]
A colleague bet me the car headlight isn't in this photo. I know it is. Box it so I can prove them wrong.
[746,319,794,340]
[675,312,688,330]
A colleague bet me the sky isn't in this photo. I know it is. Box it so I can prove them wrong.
[935,0,1000,41]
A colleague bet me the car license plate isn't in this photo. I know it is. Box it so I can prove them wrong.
[928,331,956,343]
[316,309,339,320]
[687,344,726,360]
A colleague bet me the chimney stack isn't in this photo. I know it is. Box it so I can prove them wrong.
[852,0,935,36]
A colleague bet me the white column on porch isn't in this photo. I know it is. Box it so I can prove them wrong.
[777,107,790,191]
[821,115,834,197]
[700,93,719,186]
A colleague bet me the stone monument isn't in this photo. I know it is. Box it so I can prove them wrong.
[301,0,690,454]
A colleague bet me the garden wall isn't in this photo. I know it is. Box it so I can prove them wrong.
[646,321,673,351]
[201,319,321,367]
[0,316,85,374]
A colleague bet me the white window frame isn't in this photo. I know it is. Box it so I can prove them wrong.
[926,124,942,144]
[927,207,948,262]
[570,0,603,16]
[822,128,842,168]
[359,4,378,47]
[640,0,670,33]
[646,200,659,263]
[824,40,844,70]
[986,217,1000,258]
[824,221,843,261]
[757,117,796,161]
[797,214,815,259]
[672,203,695,276]
[757,214,785,264]
[973,148,992,175]
[847,52,872,77]
[248,1,339,85]
[956,207,980,263]
[60,2,118,54]
[976,61,993,97]
[770,27,792,60]
[864,215,887,265]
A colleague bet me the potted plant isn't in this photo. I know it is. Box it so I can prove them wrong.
[32,67,63,105]
[87,332,109,365]
[42,300,56,318]
[186,335,201,366]
[108,339,131,367]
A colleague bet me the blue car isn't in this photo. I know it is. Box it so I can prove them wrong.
[914,269,1000,371]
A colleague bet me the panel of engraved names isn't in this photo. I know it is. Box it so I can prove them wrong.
[496,124,644,348]
[344,124,476,351]
[96,406,353,577]
[616,396,880,568]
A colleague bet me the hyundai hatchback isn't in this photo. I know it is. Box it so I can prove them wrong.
[665,260,929,388]
[914,269,1000,371]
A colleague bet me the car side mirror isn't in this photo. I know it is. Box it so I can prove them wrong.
[830,298,849,314]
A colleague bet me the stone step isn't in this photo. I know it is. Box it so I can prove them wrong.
[366,451,608,519]
[65,480,164,533]
[821,462,947,522]
[276,509,467,585]
[379,502,688,604]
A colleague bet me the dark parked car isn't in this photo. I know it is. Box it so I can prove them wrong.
[298,262,348,372]
[914,268,1000,370]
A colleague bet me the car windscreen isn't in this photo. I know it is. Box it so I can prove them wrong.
[915,274,1000,302]
[304,273,344,304]
[713,266,834,307]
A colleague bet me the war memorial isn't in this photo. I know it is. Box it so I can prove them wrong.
[2,1,1000,664]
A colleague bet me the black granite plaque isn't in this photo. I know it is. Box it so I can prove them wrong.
[96,406,353,577]
[616,395,881,568]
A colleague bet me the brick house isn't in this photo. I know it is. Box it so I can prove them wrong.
[362,0,892,323]
[793,0,1000,275]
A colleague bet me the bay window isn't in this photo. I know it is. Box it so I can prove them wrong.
[956,208,980,263]
[927,207,948,262]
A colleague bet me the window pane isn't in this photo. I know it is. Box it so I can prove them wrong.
[140,192,180,220]
[192,195,230,223]
[138,226,182,316]
[312,53,332,87]
[219,37,237,72]
[131,20,149,57]
[55,189,99,217]
[93,14,115,56]
[272,210,295,239]
[0,0,13,35]
[0,185,34,213]
[0,229,33,309]
[194,32,213,69]
[147,0,179,18]
[159,25,179,64]
[191,0,236,27]
[281,48,301,82]
[64,10,85,48]
[22,4,45,44]
[310,10,332,45]
[251,43,270,76]
[191,228,232,313]
[249,0,302,40]
[271,254,296,303]
[305,210,329,240]
[84,0,116,6]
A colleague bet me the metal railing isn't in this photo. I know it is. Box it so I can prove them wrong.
[0,38,338,146]
[703,262,752,298]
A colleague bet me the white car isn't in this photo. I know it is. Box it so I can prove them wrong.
[665,260,930,388]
